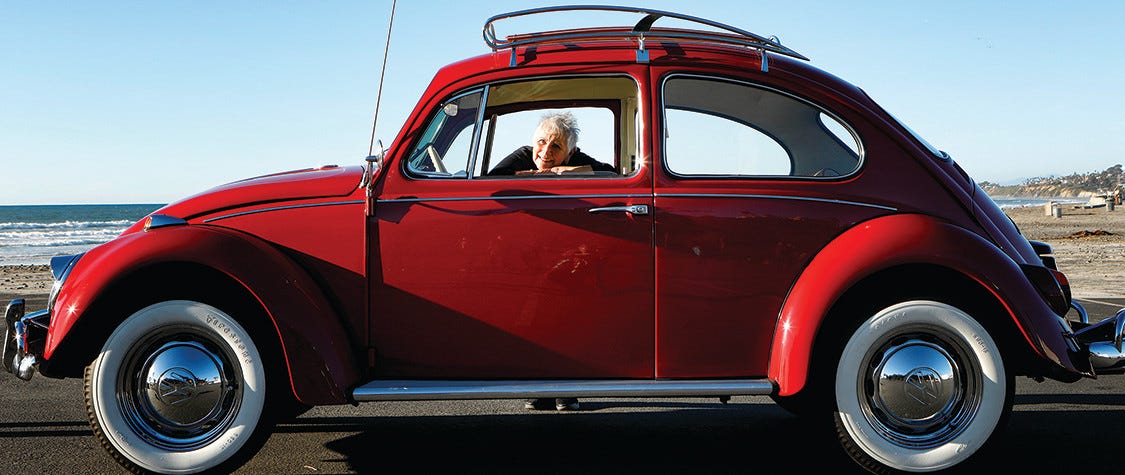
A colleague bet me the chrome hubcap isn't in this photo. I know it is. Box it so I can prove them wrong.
[142,341,226,428]
[120,329,241,450]
[860,330,981,448]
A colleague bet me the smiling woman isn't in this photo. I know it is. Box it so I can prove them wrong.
[489,107,616,172]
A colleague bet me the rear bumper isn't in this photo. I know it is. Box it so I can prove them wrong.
[1072,302,1125,375]
[3,299,49,381]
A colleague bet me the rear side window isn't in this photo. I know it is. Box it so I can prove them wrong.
[663,76,861,178]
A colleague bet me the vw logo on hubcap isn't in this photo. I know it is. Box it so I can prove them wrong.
[905,367,943,405]
[156,367,199,406]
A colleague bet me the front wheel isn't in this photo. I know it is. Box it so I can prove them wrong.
[833,300,1011,473]
[85,300,272,474]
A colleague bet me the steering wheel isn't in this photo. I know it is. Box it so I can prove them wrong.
[426,145,448,173]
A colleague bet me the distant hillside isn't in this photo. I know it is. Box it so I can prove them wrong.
[979,164,1124,198]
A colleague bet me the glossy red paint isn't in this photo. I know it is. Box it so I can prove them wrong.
[769,213,1088,396]
[47,224,361,405]
[158,166,363,222]
[370,190,656,377]
[371,141,655,378]
[653,193,890,377]
[199,198,369,350]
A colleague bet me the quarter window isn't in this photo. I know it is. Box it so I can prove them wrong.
[405,90,483,178]
[663,77,861,178]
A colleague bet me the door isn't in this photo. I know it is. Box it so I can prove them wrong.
[369,76,655,378]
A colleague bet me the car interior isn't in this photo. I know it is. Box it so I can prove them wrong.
[405,76,642,179]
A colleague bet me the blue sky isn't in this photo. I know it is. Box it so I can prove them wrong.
[3,1,1124,204]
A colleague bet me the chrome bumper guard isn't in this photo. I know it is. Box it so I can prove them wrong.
[1072,302,1125,375]
[3,299,49,381]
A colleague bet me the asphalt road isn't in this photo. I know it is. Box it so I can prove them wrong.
[2,298,1123,474]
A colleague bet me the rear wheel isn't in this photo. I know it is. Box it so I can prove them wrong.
[85,300,272,474]
[833,300,1011,473]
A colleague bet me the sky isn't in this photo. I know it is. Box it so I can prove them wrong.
[3,1,1124,205]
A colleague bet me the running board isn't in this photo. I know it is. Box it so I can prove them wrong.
[352,379,776,402]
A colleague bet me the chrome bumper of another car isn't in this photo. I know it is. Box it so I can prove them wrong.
[3,299,49,381]
[1072,302,1125,374]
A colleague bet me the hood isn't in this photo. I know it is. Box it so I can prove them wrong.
[150,165,364,222]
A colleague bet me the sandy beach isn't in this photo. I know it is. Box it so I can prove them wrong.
[1,205,1123,303]
[1001,204,1125,298]
[0,264,51,296]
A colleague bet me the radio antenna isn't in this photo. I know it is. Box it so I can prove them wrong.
[367,0,398,157]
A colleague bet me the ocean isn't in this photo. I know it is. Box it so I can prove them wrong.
[0,197,1086,267]
[0,204,163,266]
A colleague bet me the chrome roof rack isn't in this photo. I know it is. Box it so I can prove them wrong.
[483,5,808,71]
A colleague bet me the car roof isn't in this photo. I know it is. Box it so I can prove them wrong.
[424,6,868,104]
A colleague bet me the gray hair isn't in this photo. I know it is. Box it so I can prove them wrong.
[535,111,579,153]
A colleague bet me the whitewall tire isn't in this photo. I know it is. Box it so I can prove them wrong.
[85,300,269,474]
[834,300,1010,473]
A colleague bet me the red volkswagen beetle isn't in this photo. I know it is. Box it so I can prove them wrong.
[5,6,1123,474]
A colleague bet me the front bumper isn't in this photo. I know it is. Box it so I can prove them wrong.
[1071,302,1125,375]
[3,299,49,381]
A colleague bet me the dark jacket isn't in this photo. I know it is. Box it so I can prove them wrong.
[488,146,615,176]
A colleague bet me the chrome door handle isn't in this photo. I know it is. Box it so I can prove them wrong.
[588,204,649,215]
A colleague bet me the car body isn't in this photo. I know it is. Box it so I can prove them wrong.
[6,5,1125,474]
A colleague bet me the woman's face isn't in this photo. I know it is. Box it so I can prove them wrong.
[531,126,573,171]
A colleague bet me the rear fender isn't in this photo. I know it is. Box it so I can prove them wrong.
[47,225,361,405]
[769,213,1085,396]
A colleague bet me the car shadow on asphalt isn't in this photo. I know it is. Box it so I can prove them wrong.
[0,420,89,438]
[266,396,1125,475]
[274,400,862,474]
[1015,392,1125,406]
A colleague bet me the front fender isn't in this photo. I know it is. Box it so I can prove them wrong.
[47,224,361,405]
[769,213,1086,396]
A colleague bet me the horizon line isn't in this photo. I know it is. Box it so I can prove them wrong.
[0,202,168,207]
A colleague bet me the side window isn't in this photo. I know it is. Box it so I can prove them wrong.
[663,77,861,178]
[405,90,482,178]
[665,108,790,175]
[484,107,616,176]
[406,77,642,180]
